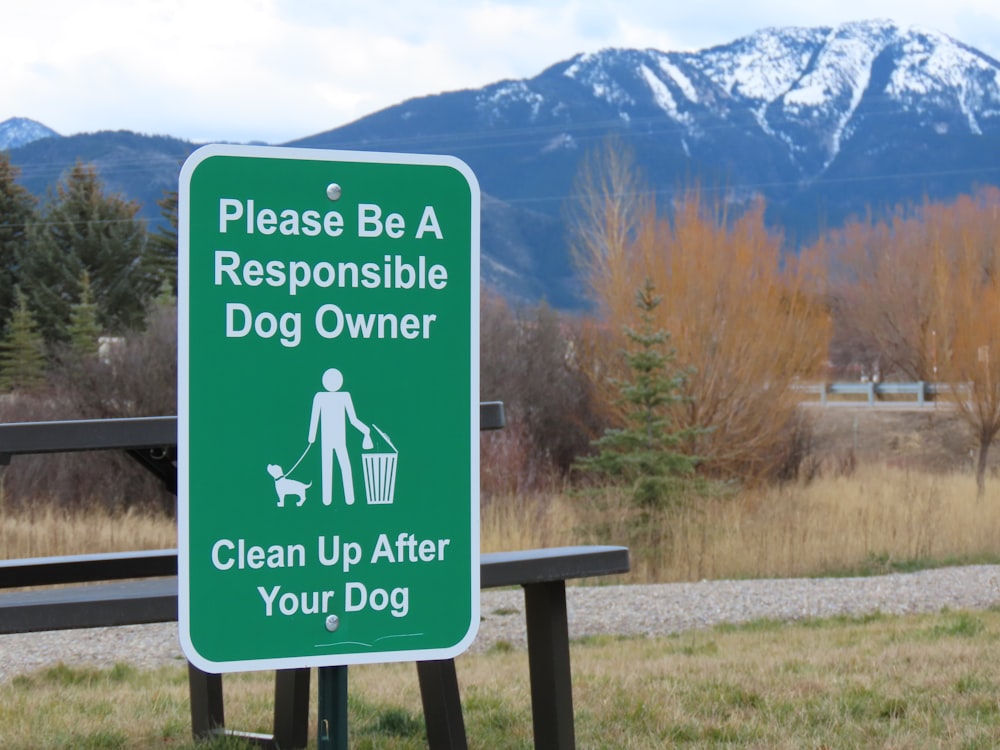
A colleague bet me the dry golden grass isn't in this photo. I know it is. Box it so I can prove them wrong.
[4,464,1000,582]
[481,465,1000,583]
[0,504,176,559]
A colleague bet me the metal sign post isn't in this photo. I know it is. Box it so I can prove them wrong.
[318,665,348,750]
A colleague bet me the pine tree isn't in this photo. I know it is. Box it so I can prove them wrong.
[146,189,178,295]
[20,161,152,343]
[66,270,102,359]
[0,153,38,325]
[576,279,699,506]
[154,273,176,307]
[0,287,47,392]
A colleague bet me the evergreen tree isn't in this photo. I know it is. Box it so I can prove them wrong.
[154,273,176,307]
[66,270,102,358]
[576,279,699,506]
[0,287,47,392]
[20,161,152,343]
[147,189,178,294]
[0,153,38,325]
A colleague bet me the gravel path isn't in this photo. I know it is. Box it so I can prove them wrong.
[4,565,1000,683]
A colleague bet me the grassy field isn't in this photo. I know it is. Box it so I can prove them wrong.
[3,609,1000,748]
[7,407,998,578]
[6,462,998,582]
[4,408,1000,747]
[481,464,1000,582]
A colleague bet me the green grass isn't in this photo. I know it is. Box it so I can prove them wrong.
[6,609,1000,748]
[818,551,1000,578]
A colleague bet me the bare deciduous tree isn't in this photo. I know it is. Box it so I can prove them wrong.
[927,192,1000,497]
[822,188,1000,496]
[480,290,603,488]
[571,143,829,481]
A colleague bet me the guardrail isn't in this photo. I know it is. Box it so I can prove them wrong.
[795,382,965,407]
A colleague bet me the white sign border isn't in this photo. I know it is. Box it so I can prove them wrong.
[177,143,481,673]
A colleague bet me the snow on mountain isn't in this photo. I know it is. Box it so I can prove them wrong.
[639,64,687,123]
[0,117,59,150]
[695,25,827,102]
[562,49,640,112]
[554,20,1000,179]
[883,30,1000,135]
[657,59,699,104]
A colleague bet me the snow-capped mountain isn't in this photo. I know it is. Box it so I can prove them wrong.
[6,20,1000,306]
[298,21,1000,217]
[0,117,59,150]
[293,20,1000,255]
[558,20,1000,179]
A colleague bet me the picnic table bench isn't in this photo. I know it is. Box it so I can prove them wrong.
[0,412,630,749]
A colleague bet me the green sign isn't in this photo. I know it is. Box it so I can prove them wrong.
[178,144,480,672]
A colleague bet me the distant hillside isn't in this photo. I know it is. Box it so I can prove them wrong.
[4,130,579,306]
[7,130,194,225]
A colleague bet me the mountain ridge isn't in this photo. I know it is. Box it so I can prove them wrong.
[4,19,1000,308]
[0,117,60,150]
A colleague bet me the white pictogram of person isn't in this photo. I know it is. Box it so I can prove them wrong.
[308,368,372,506]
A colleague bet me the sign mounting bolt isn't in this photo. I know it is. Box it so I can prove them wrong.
[326,183,342,201]
[325,615,340,632]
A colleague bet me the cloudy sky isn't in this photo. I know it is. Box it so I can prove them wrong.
[4,1,1000,144]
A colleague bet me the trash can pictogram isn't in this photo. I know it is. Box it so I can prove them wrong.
[362,424,398,505]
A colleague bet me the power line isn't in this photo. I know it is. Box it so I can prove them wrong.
[5,99,998,220]
[4,158,999,230]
